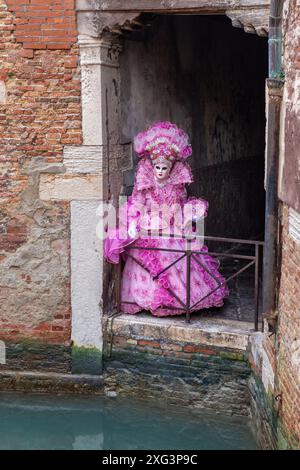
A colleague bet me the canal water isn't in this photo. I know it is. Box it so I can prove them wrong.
[0,393,258,450]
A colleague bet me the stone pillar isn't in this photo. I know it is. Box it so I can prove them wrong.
[70,33,123,374]
[80,34,122,148]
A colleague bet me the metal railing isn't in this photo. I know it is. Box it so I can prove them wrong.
[116,233,264,331]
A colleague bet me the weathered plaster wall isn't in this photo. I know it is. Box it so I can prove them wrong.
[250,2,300,450]
[120,15,268,238]
[0,0,80,360]
[252,0,300,450]
[279,0,300,212]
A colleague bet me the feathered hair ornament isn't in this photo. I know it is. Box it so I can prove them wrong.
[133,121,192,165]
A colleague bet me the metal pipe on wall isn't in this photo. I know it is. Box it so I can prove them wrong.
[269,0,284,78]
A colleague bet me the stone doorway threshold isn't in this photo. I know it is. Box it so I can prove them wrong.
[105,312,255,355]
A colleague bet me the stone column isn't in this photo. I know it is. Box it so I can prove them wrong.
[70,33,123,374]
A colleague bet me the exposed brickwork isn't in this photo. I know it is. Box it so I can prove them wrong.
[250,204,300,449]
[0,0,81,344]
[0,308,71,344]
[275,204,300,448]
[0,339,72,372]
[104,331,250,416]
[0,214,28,251]
[6,0,77,51]
[248,373,277,450]
[110,334,247,362]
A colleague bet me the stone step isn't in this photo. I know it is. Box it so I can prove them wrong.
[105,312,253,353]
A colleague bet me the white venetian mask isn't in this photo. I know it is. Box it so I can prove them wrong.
[153,161,172,182]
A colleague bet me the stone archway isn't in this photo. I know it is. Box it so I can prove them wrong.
[76,1,270,37]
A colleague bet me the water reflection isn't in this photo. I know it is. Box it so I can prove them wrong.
[0,393,258,450]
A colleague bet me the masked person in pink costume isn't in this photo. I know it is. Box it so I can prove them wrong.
[104,121,229,317]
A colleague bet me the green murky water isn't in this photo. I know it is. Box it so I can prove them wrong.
[0,393,258,450]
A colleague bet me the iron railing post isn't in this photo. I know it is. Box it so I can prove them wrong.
[186,239,191,323]
[118,234,264,329]
[254,243,260,331]
[116,261,122,314]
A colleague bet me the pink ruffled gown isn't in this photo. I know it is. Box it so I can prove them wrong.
[104,158,229,316]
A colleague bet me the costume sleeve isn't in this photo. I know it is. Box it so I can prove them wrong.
[180,184,209,220]
[187,196,209,219]
[104,188,146,264]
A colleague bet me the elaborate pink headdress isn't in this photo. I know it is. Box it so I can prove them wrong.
[133,121,192,165]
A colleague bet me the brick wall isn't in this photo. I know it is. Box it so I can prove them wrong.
[272,0,300,448]
[250,0,300,449]
[0,0,81,346]
[6,0,77,53]
[250,203,300,449]
[103,316,251,417]
[274,204,300,448]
